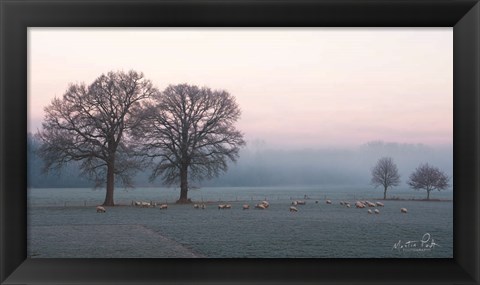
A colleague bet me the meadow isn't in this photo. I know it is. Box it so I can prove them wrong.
[28,186,453,258]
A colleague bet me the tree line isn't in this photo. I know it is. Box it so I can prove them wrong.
[371,157,450,200]
[28,133,91,188]
[36,70,245,206]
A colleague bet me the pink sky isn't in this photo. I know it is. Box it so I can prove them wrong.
[28,28,452,149]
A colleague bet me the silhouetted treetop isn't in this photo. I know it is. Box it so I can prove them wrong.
[408,163,450,200]
[37,70,158,206]
[133,83,246,203]
[371,156,401,199]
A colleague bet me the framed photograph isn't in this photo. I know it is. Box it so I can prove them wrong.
[1,0,479,284]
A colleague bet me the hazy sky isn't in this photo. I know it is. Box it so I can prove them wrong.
[28,28,452,149]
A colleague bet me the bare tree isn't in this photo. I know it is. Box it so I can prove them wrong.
[408,163,450,200]
[371,157,401,199]
[133,84,246,203]
[37,70,158,206]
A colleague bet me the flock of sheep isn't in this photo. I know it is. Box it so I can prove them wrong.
[96,199,408,214]
[288,199,407,214]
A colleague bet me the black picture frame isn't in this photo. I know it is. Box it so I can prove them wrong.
[1,0,479,284]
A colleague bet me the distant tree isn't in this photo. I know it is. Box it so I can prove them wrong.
[28,133,91,188]
[37,70,158,206]
[133,84,246,203]
[407,163,450,200]
[371,157,401,199]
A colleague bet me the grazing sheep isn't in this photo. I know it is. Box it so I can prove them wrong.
[367,209,373,214]
[243,204,250,210]
[374,209,380,214]
[193,204,199,209]
[340,201,345,205]
[255,203,266,210]
[159,204,168,209]
[289,206,298,212]
[254,201,269,209]
[355,201,366,208]
[134,201,141,207]
[141,202,151,208]
[326,200,332,204]
[297,200,306,205]
[346,204,351,208]
[96,206,106,213]
[366,201,376,207]
[218,204,231,209]
[401,208,408,213]
[292,201,298,206]
[376,202,384,207]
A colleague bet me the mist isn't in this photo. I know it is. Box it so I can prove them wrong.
[28,133,452,189]
[199,140,453,188]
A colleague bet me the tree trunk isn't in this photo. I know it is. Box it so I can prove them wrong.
[102,159,115,206]
[427,189,430,200]
[383,186,387,200]
[177,163,190,204]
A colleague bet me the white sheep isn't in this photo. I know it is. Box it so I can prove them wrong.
[218,204,231,209]
[374,209,380,214]
[289,206,298,212]
[326,200,332,204]
[159,204,168,209]
[401,208,408,213]
[355,201,365,208]
[96,206,106,213]
[243,204,250,210]
[255,203,266,210]
[367,209,373,214]
[376,202,384,207]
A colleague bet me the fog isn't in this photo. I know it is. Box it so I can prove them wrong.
[28,134,452,189]
[199,140,452,188]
